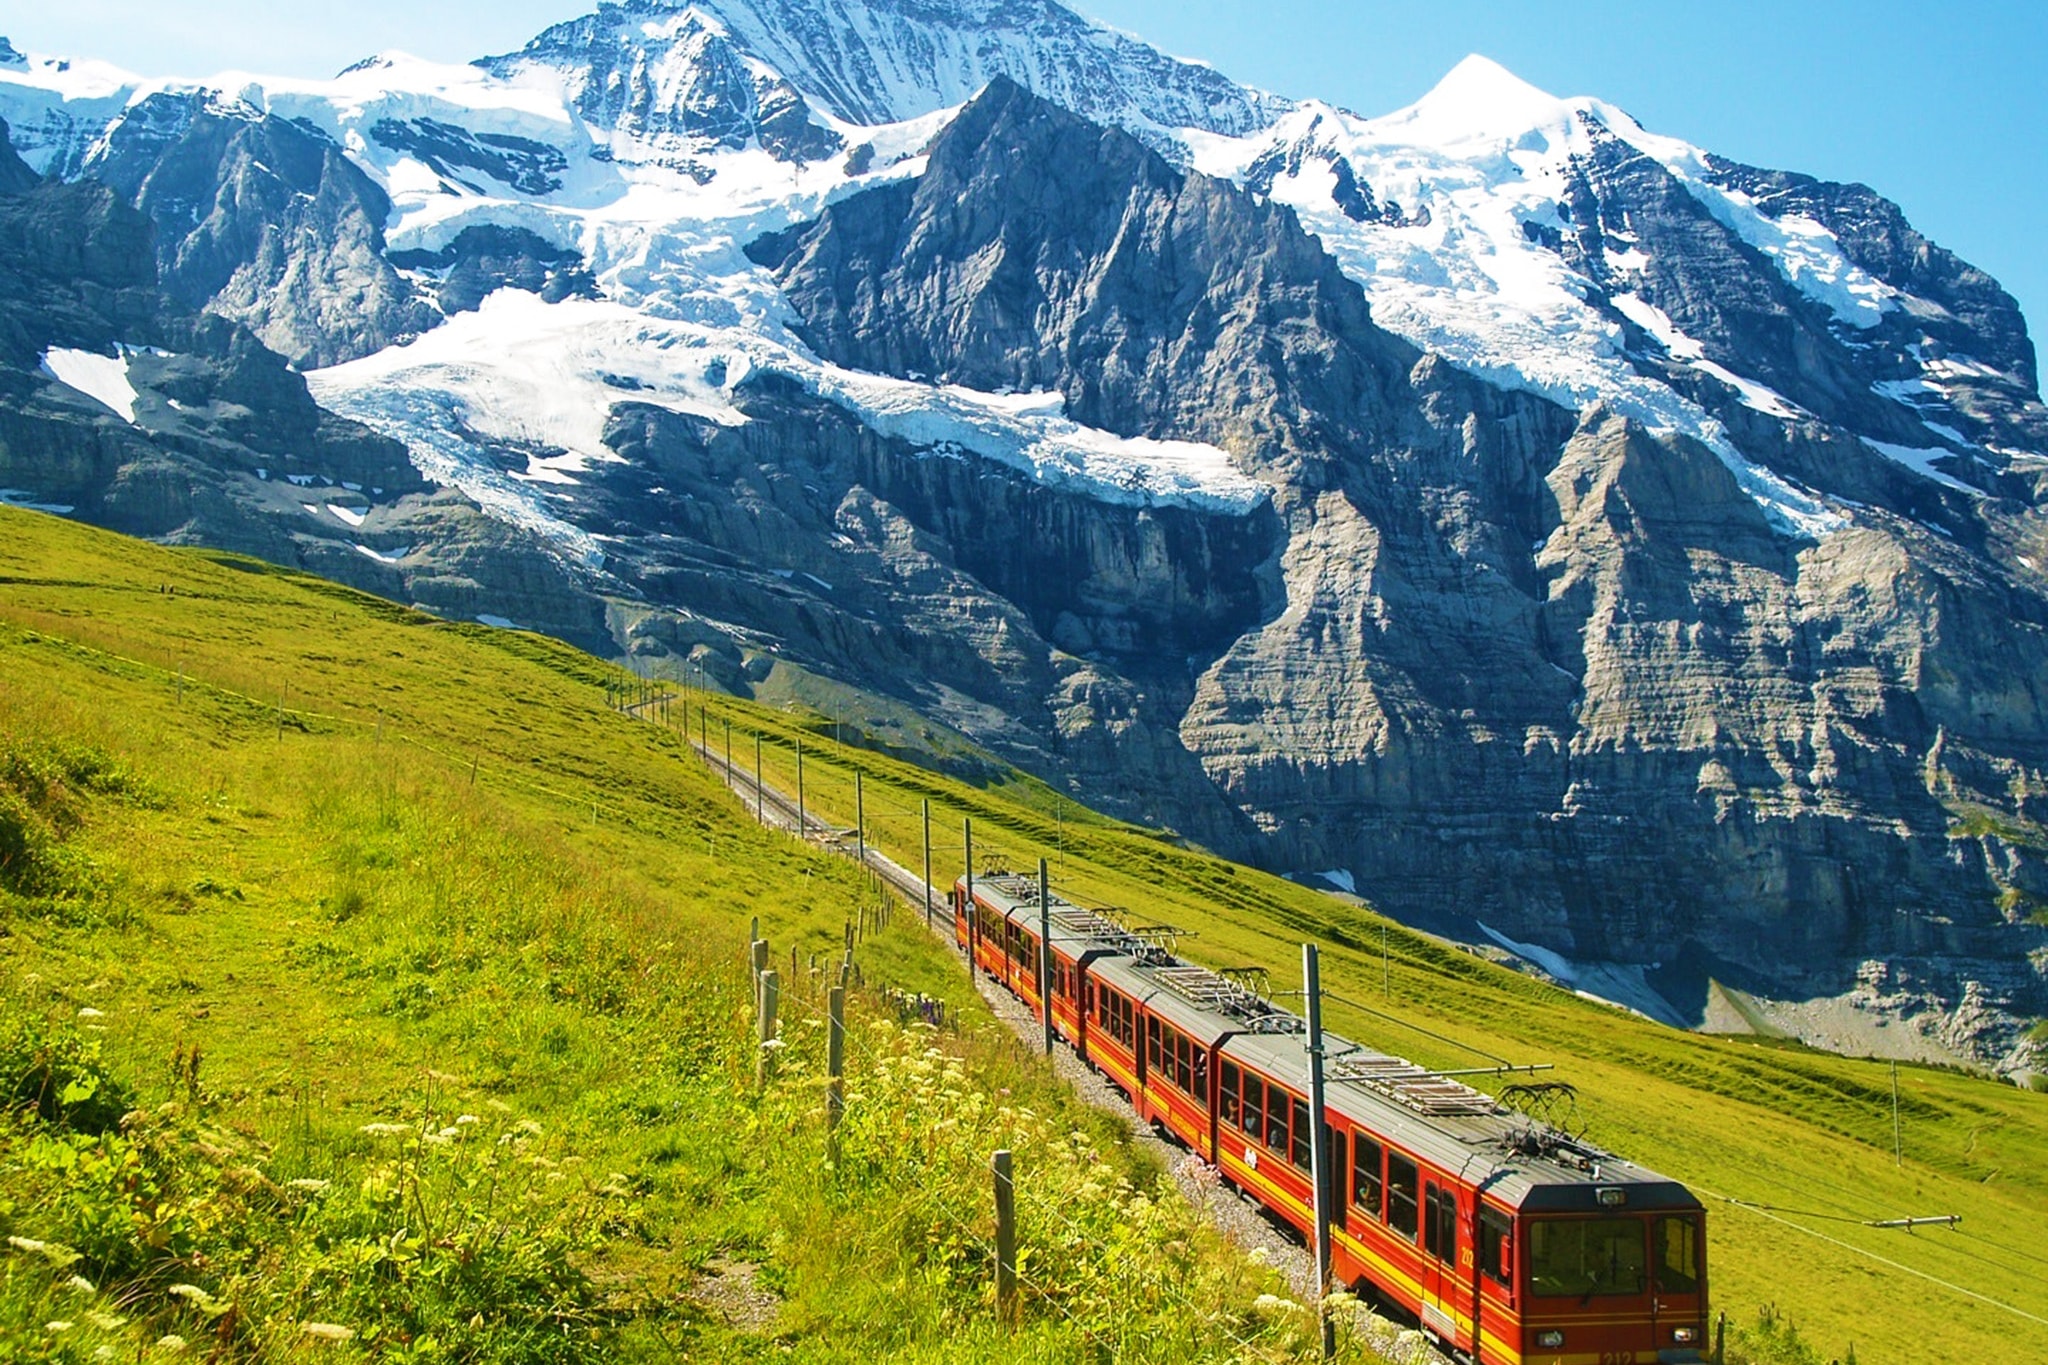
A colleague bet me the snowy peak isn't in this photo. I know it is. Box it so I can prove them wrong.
[486,0,1291,150]
[1383,52,1588,150]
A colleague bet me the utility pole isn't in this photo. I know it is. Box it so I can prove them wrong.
[964,818,976,971]
[1038,858,1054,1056]
[1304,943,1335,1360]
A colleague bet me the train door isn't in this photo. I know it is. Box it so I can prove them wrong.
[1075,964,1092,1063]
[1419,1180,1462,1347]
[1651,1212,1707,1352]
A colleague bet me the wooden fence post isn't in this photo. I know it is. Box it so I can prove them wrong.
[826,985,846,1166]
[757,969,780,1087]
[993,1148,1017,1327]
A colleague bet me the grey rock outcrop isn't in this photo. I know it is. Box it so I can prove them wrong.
[0,115,609,651]
[81,93,436,367]
[479,4,843,171]
[387,227,600,317]
[744,81,2048,1063]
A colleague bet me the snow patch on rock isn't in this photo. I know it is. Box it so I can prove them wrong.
[39,347,139,424]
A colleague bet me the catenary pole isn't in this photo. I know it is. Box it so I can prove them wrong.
[1305,943,1335,1359]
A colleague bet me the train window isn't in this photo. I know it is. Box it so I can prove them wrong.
[1193,1049,1209,1106]
[1479,1208,1513,1290]
[1423,1186,1457,1263]
[1386,1153,1419,1240]
[1351,1135,1383,1217]
[1221,1062,1241,1126]
[1243,1075,1265,1141]
[1175,1033,1193,1093]
[1654,1215,1700,1294]
[1289,1098,1310,1170]
[1529,1218,1646,1298]
[1145,1016,1161,1072]
[1264,1083,1289,1154]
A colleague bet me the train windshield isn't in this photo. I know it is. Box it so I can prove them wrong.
[1528,1217,1647,1299]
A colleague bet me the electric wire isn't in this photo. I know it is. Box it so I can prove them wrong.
[690,706,2048,1350]
[1697,1190,2048,1329]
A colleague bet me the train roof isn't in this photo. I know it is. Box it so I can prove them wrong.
[962,871,1698,1215]
[1221,1030,1699,1215]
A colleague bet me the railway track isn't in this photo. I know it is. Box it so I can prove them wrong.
[662,720,1450,1361]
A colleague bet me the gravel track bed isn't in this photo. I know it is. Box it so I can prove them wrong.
[681,729,1445,1362]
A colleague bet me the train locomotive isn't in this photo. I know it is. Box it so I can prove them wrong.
[955,869,1709,1365]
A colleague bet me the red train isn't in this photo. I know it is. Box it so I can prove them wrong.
[956,870,1708,1365]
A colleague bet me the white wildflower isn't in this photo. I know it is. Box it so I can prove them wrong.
[156,1335,189,1353]
[454,1114,480,1126]
[358,1122,410,1136]
[66,1274,96,1293]
[7,1236,47,1253]
[286,1178,331,1192]
[76,1007,105,1019]
[46,1321,74,1333]
[1252,1293,1302,1313]
[301,1323,355,1342]
[165,1285,214,1305]
[1246,1246,1271,1266]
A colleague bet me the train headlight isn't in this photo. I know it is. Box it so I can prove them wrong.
[1534,1329,1565,1348]
[1672,1326,1699,1344]
[1596,1187,1627,1206]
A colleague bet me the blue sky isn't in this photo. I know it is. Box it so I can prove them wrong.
[10,1,2045,354]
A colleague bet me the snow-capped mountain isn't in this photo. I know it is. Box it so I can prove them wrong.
[2,2,2044,1073]
[481,0,1289,151]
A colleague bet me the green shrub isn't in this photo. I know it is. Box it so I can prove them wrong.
[0,1015,133,1135]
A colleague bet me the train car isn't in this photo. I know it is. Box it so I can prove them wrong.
[1227,1030,1709,1364]
[954,872,1151,1077]
[952,869,1709,1364]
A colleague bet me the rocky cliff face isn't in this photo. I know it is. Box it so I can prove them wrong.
[82,93,437,368]
[0,117,608,648]
[747,81,2048,1066]
[3,11,2046,1072]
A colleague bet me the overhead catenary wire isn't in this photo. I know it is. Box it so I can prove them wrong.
[1698,1190,2048,1329]
[681,698,2048,1352]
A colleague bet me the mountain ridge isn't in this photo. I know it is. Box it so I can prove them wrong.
[1,7,2044,1075]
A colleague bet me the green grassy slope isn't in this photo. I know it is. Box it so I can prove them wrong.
[697,646,2048,1365]
[0,508,1321,1363]
[3,504,2044,1364]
